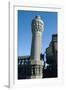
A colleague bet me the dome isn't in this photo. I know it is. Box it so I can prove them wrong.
[35,16,41,19]
[32,15,44,25]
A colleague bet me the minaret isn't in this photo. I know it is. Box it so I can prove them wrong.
[30,16,44,78]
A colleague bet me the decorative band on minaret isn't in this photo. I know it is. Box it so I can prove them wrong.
[30,16,44,78]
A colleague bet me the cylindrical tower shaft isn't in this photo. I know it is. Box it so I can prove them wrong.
[31,32,42,64]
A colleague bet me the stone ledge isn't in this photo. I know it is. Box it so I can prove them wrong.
[31,60,44,65]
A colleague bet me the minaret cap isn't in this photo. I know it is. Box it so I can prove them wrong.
[35,15,41,19]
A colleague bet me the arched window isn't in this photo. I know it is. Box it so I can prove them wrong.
[18,60,22,65]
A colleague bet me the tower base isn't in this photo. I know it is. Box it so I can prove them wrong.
[31,75,42,79]
[30,61,44,79]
